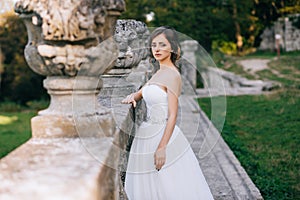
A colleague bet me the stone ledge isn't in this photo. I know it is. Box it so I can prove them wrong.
[0,137,119,200]
[0,95,140,200]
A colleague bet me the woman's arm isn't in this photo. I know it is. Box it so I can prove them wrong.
[154,90,178,170]
[121,87,143,107]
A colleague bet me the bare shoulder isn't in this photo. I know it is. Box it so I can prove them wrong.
[164,67,181,78]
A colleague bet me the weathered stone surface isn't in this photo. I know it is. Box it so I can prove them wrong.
[14,0,123,77]
[180,40,198,91]
[199,66,280,97]
[14,0,125,41]
[1,1,127,199]
[259,27,276,51]
[0,137,119,200]
[100,19,150,99]
[97,58,150,200]
[112,19,149,71]
[13,0,125,138]
[259,14,300,52]
[0,76,145,199]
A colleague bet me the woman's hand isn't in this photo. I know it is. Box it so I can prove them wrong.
[121,93,137,108]
[154,146,166,171]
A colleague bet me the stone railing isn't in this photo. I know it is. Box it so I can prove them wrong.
[199,66,281,97]
[0,2,266,197]
[179,39,227,97]
[179,40,280,97]
[0,0,151,199]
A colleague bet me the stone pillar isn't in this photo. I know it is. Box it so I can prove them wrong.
[97,19,150,196]
[180,40,198,89]
[101,19,150,98]
[284,17,294,52]
[14,0,125,138]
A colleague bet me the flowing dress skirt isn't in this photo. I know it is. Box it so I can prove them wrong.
[124,121,214,200]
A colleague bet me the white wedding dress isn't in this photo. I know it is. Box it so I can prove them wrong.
[125,84,214,200]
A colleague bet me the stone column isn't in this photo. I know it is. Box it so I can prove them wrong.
[180,40,198,89]
[284,17,294,52]
[101,19,150,98]
[14,0,125,138]
[97,20,150,196]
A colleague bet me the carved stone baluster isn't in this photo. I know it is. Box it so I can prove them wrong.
[14,0,125,137]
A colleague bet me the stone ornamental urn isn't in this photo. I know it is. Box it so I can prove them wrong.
[14,0,125,137]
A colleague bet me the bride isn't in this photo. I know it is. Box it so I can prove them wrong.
[121,26,214,200]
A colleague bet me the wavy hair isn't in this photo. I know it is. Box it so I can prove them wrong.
[149,26,180,65]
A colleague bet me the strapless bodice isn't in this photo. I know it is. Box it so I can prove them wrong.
[142,84,168,124]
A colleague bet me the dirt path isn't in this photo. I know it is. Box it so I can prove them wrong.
[238,58,299,81]
[238,59,270,74]
[238,59,270,79]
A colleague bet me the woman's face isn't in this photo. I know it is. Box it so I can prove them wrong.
[151,34,172,63]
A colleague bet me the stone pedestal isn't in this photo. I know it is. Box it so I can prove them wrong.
[13,0,125,138]
[31,76,116,138]
[180,40,198,89]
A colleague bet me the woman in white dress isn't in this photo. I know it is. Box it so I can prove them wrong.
[121,26,214,200]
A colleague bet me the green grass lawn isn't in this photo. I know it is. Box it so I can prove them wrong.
[0,111,34,158]
[0,100,49,158]
[198,53,300,199]
[198,91,299,199]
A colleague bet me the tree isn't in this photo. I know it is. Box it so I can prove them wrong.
[122,0,300,54]
[121,0,256,51]
[0,11,47,104]
[121,0,218,50]
[280,0,300,14]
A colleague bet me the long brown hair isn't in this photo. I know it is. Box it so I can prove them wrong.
[149,26,180,65]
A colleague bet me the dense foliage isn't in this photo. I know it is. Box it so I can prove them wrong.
[0,1,300,103]
[0,12,47,105]
[121,0,300,51]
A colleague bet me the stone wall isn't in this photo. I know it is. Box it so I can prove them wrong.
[259,14,300,52]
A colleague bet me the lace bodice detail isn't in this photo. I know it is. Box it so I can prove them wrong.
[142,84,168,124]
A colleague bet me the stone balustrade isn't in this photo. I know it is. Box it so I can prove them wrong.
[0,1,150,199]
[0,0,265,198]
[199,66,281,97]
